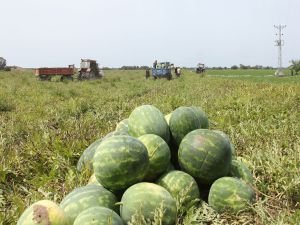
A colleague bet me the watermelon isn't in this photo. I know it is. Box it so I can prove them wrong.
[138,134,171,181]
[208,177,255,213]
[73,206,123,225]
[169,106,201,146]
[128,105,170,143]
[60,185,118,224]
[157,170,200,209]
[17,200,69,225]
[87,173,102,186]
[93,135,149,191]
[178,129,232,184]
[166,163,175,172]
[190,106,209,129]
[104,130,129,139]
[212,130,236,158]
[229,159,254,184]
[120,182,177,225]
[77,138,102,172]
[115,118,129,134]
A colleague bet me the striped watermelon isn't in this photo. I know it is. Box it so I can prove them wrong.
[157,170,200,209]
[138,134,171,181]
[169,106,201,146]
[60,184,118,224]
[120,182,177,225]
[229,159,254,184]
[212,130,236,158]
[73,206,123,225]
[208,177,255,213]
[17,200,69,225]
[76,138,102,172]
[115,118,129,134]
[93,135,149,191]
[190,106,209,129]
[128,105,170,143]
[178,129,232,184]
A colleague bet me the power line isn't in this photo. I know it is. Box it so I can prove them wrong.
[274,25,286,76]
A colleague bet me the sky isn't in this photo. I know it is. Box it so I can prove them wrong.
[1,0,299,68]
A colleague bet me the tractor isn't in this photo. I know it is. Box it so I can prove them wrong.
[196,63,206,74]
[78,59,103,80]
[152,61,173,80]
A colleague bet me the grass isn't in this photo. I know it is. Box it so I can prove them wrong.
[0,69,299,224]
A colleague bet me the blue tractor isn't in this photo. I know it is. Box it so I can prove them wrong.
[152,61,173,80]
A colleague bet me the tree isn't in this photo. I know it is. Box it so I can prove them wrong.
[231,65,238,70]
[0,57,6,70]
[289,60,300,75]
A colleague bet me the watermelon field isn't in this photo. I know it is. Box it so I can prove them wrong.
[0,69,299,224]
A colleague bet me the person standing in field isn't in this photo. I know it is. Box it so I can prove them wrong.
[153,60,157,69]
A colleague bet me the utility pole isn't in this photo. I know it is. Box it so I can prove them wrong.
[274,25,286,76]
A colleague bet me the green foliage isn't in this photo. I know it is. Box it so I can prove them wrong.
[0,69,299,224]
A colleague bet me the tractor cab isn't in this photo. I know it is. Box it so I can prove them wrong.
[78,59,103,80]
[196,63,206,74]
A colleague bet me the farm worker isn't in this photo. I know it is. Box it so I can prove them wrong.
[153,60,157,69]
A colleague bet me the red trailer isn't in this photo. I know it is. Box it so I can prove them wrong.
[35,65,74,81]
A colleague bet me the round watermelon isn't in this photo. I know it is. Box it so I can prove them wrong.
[128,105,170,143]
[169,106,201,146]
[229,159,254,184]
[138,134,171,181]
[115,118,129,134]
[77,138,102,172]
[212,130,236,158]
[60,185,118,224]
[157,170,200,209]
[17,200,69,225]
[93,135,149,191]
[190,106,209,129]
[178,129,232,184]
[120,182,177,225]
[208,177,255,213]
[73,206,123,225]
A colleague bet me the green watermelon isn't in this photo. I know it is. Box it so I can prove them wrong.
[115,118,129,134]
[120,182,177,225]
[166,163,175,172]
[77,138,102,172]
[229,159,254,184]
[128,105,170,143]
[103,130,129,139]
[169,106,201,146]
[73,206,123,225]
[17,200,69,225]
[138,134,171,181]
[157,170,200,209]
[60,185,118,224]
[93,135,149,191]
[212,130,236,158]
[208,177,255,213]
[178,129,232,184]
[190,106,209,129]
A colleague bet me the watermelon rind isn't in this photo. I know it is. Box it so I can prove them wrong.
[178,129,232,184]
[157,170,200,209]
[73,206,123,225]
[60,184,118,224]
[128,105,170,143]
[115,118,129,134]
[17,200,69,225]
[93,135,149,191]
[138,134,171,181]
[208,177,255,213]
[120,182,177,225]
[212,130,236,158]
[190,106,209,129]
[229,159,254,184]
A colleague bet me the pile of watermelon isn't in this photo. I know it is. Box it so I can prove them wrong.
[17,105,256,225]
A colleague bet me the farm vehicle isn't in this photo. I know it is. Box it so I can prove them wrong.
[78,59,103,80]
[151,61,174,80]
[196,63,206,74]
[35,59,103,81]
